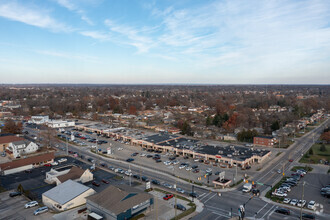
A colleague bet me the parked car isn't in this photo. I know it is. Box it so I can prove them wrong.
[43,163,52,167]
[290,199,298,206]
[25,201,38,208]
[163,194,174,200]
[174,204,186,211]
[102,179,109,184]
[141,176,149,182]
[58,158,67,163]
[176,188,185,194]
[51,161,58,166]
[297,200,306,207]
[34,206,48,215]
[275,208,290,215]
[92,181,100,187]
[9,191,22,197]
[307,200,316,210]
[283,198,291,204]
[24,169,32,173]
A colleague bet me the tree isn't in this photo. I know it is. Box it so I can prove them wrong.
[309,148,313,155]
[128,106,137,115]
[237,129,258,143]
[180,121,193,136]
[271,121,280,131]
[320,144,326,152]
[17,184,24,193]
[1,119,22,134]
[206,116,212,126]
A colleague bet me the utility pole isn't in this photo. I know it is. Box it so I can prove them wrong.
[66,135,68,156]
[129,164,131,186]
[300,181,305,220]
[174,167,177,219]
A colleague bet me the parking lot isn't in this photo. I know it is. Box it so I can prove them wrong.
[62,129,252,185]
[0,190,53,220]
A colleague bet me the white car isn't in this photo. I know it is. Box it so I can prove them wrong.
[283,198,291,204]
[34,206,48,215]
[164,161,171,166]
[172,160,179,165]
[297,200,306,207]
[140,153,146,157]
[179,165,186,169]
[307,200,316,210]
[194,158,199,162]
[186,167,192,171]
[176,188,185,194]
[117,147,123,151]
[58,158,67,163]
[206,168,212,173]
[51,161,58,166]
[125,171,132,176]
[290,199,298,206]
[25,201,38,208]
[272,191,287,197]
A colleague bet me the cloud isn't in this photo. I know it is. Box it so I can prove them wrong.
[55,0,93,25]
[35,50,100,63]
[80,31,110,41]
[0,1,71,32]
[104,19,157,53]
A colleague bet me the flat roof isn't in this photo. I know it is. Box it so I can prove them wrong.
[142,133,179,144]
[43,179,92,205]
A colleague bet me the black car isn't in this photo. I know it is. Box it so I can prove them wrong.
[251,189,260,196]
[275,208,290,215]
[151,179,160,185]
[192,165,198,169]
[100,163,106,167]
[302,213,315,219]
[189,192,198,198]
[146,155,153,158]
[133,174,140,179]
[126,158,134,162]
[174,204,186,211]
[141,176,149,182]
[155,159,162,163]
[24,169,32,173]
[131,153,139,156]
[169,156,176,160]
[9,191,22,197]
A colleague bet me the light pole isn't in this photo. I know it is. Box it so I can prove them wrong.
[300,181,305,220]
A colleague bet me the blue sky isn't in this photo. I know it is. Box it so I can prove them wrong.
[0,0,329,84]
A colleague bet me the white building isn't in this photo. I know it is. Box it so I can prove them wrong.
[42,179,96,211]
[28,115,49,124]
[7,140,39,158]
[47,120,75,128]
[45,165,93,185]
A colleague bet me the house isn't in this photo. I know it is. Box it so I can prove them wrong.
[253,136,277,147]
[0,135,25,152]
[7,140,39,158]
[0,152,54,175]
[42,179,96,211]
[86,185,153,220]
[45,165,93,185]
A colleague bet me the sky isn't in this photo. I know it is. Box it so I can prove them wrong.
[0,0,329,84]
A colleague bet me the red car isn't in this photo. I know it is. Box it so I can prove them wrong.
[289,159,293,162]
[44,164,52,167]
[92,181,100,187]
[102,179,109,184]
[163,194,174,200]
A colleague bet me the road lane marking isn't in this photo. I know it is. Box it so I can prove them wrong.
[200,191,212,200]
[261,204,275,219]
[203,193,216,204]
[256,202,268,215]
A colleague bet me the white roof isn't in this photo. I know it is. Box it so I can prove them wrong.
[43,179,91,205]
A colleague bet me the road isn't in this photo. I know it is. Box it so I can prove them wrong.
[23,119,330,219]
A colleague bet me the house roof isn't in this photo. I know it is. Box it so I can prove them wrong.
[43,179,92,205]
[57,166,86,183]
[0,135,25,145]
[255,136,275,139]
[11,140,31,146]
[86,185,152,215]
[0,152,54,170]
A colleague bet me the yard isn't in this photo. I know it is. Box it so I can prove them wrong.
[299,143,330,164]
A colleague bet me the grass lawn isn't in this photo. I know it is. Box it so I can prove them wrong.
[299,143,330,164]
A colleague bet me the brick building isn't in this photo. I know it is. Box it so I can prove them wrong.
[253,136,277,147]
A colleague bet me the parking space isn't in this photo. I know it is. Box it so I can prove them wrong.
[285,172,330,214]
[0,190,53,220]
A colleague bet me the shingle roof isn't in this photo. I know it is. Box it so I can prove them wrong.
[57,166,85,183]
[43,179,92,205]
[86,185,152,215]
[0,136,25,145]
